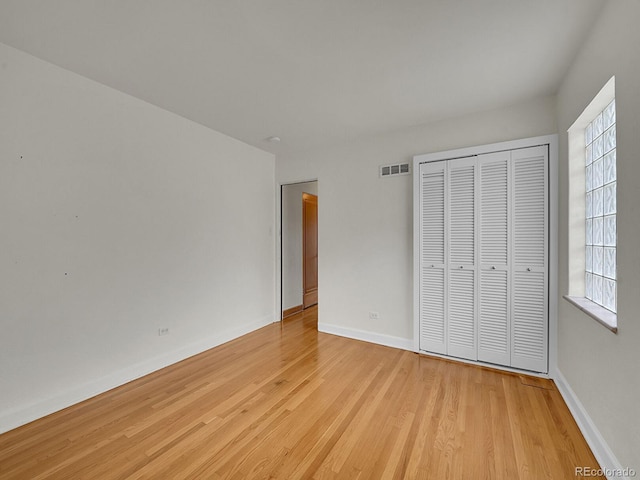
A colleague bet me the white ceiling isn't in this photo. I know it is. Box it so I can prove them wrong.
[0,0,605,156]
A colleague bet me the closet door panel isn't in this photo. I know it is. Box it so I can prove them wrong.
[448,161,476,266]
[511,146,548,372]
[512,269,547,371]
[447,158,477,360]
[479,154,510,266]
[448,269,476,359]
[479,269,509,364]
[478,152,511,365]
[420,268,445,352]
[419,162,447,354]
[513,149,547,268]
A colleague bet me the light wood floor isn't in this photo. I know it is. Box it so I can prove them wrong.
[0,306,602,479]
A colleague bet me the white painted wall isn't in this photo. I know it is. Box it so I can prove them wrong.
[0,42,275,433]
[276,96,556,348]
[282,181,317,311]
[556,0,640,471]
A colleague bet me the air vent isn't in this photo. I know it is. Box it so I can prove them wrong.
[380,162,410,178]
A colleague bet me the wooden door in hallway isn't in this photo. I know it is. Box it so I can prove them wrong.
[303,193,318,308]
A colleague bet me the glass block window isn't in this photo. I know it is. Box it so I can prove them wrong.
[585,99,616,312]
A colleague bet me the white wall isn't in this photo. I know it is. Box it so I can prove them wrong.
[276,96,556,347]
[0,42,275,433]
[282,181,317,311]
[556,0,640,471]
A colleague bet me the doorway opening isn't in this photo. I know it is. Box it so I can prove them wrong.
[281,181,318,320]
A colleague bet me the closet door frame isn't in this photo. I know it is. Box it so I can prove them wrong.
[413,135,558,377]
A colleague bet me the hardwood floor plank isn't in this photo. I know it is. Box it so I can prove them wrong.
[0,306,604,479]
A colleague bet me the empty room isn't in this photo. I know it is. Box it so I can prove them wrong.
[0,1,638,479]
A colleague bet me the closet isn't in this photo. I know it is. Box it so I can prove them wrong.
[415,143,549,373]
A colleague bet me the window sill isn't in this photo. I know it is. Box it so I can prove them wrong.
[563,295,617,333]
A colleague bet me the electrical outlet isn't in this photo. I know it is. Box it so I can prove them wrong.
[158,328,169,336]
[369,311,380,320]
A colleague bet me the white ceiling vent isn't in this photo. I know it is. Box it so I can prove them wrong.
[380,162,410,178]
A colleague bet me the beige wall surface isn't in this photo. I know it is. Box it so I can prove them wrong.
[277,97,556,343]
[0,42,275,432]
[556,0,640,469]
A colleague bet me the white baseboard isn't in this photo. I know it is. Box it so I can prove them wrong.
[0,315,274,435]
[554,369,630,480]
[318,322,413,351]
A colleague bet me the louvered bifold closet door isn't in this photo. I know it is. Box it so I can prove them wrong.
[511,146,548,372]
[447,158,477,361]
[419,161,447,354]
[477,152,511,366]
